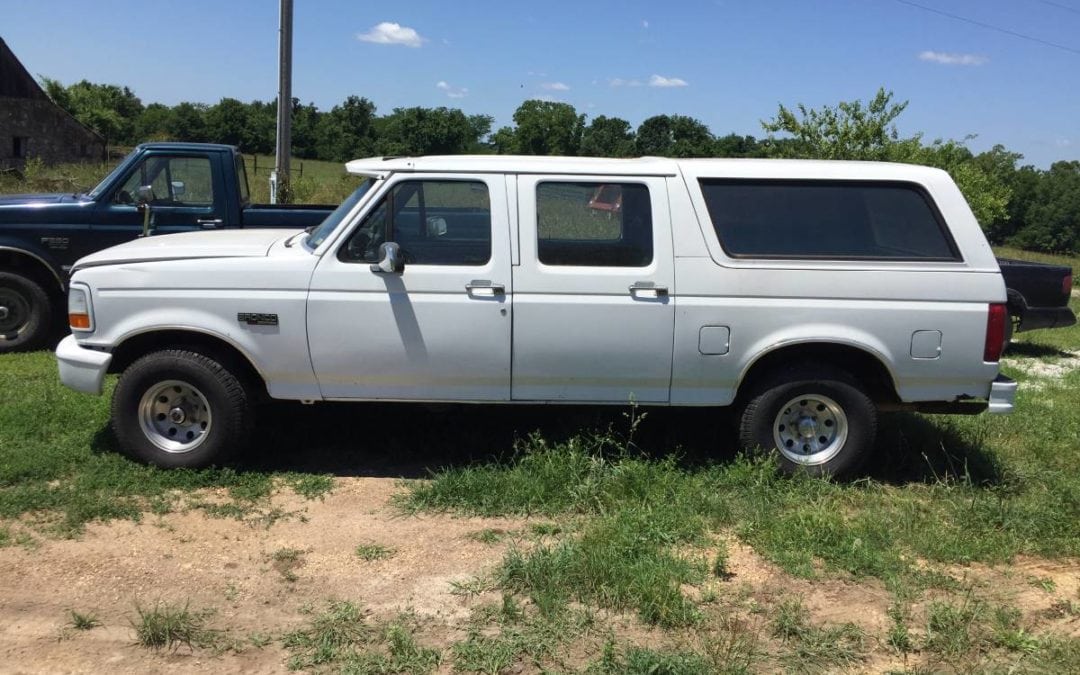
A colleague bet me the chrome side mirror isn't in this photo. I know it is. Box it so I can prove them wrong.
[370,242,404,274]
[136,185,155,206]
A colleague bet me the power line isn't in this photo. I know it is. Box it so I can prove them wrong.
[892,0,1080,56]
[1035,0,1080,16]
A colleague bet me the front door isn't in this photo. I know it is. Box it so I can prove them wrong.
[307,175,512,400]
[93,153,226,248]
[512,175,675,402]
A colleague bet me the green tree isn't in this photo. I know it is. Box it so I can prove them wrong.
[40,77,144,145]
[315,96,377,162]
[761,87,906,161]
[490,126,516,154]
[714,133,764,158]
[580,115,636,157]
[376,106,487,156]
[165,102,208,143]
[133,103,172,141]
[510,100,584,156]
[1012,161,1080,252]
[205,98,250,148]
[635,115,714,157]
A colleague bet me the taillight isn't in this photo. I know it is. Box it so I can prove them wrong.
[1064,274,1073,298]
[984,303,1007,362]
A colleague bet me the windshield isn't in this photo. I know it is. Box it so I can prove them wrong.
[306,178,376,248]
[87,148,139,199]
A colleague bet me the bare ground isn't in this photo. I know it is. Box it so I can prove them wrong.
[0,478,1077,674]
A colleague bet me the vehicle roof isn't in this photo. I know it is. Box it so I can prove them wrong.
[136,142,239,153]
[345,154,948,181]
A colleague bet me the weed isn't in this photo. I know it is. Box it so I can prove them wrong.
[887,604,913,655]
[529,522,563,537]
[448,576,496,597]
[712,539,732,579]
[270,547,305,582]
[771,597,866,669]
[68,610,101,631]
[468,528,509,545]
[282,603,439,673]
[284,473,334,500]
[1030,576,1057,593]
[131,601,214,651]
[924,593,986,658]
[355,542,395,562]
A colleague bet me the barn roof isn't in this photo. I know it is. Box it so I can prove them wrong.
[0,37,49,100]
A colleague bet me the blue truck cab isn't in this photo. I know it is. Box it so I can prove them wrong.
[0,142,333,351]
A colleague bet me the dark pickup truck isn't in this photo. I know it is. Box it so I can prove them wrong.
[999,258,1076,343]
[0,143,333,351]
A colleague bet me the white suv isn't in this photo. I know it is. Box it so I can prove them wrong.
[57,155,1016,476]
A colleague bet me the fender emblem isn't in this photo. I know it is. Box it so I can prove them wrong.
[238,313,278,326]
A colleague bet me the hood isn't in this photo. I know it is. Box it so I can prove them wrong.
[72,229,298,272]
[0,193,81,206]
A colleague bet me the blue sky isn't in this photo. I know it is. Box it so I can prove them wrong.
[2,0,1077,167]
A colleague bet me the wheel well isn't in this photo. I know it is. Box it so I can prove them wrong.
[108,330,267,396]
[0,249,64,298]
[737,343,899,405]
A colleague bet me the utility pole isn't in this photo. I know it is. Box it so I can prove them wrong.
[271,0,293,204]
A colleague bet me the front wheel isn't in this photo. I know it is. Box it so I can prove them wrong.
[112,350,254,468]
[738,366,877,477]
[0,272,52,352]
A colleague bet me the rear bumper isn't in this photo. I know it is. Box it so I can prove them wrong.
[55,334,111,395]
[988,375,1017,414]
[1017,306,1076,332]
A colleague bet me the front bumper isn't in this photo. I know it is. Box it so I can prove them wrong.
[55,334,112,395]
[987,374,1017,414]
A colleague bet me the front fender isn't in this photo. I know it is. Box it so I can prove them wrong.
[0,235,66,290]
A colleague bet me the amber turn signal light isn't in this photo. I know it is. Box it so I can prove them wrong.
[69,313,91,330]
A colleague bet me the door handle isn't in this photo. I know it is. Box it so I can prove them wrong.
[466,281,506,297]
[197,219,224,230]
[629,282,669,298]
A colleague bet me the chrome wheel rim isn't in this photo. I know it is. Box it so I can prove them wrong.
[773,394,848,466]
[138,380,212,453]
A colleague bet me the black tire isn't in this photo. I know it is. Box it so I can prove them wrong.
[111,349,254,468]
[738,365,877,478]
[0,271,52,353]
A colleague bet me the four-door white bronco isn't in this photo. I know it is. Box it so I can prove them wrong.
[56,155,1016,476]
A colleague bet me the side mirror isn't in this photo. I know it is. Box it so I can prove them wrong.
[170,180,186,199]
[136,185,155,206]
[370,242,404,274]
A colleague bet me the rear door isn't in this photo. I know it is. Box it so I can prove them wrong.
[306,174,513,400]
[512,175,675,402]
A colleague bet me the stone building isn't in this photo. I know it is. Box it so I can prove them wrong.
[0,36,105,170]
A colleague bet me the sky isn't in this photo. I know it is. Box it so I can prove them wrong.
[1,0,1078,167]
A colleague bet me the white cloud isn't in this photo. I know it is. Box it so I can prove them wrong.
[357,22,426,48]
[917,50,987,66]
[648,74,689,87]
[609,78,642,87]
[1056,138,1072,148]
[435,81,467,98]
[541,82,570,91]
[642,19,650,28]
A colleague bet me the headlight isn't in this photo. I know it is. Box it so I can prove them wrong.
[68,284,94,332]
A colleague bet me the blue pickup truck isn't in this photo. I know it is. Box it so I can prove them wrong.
[0,143,333,351]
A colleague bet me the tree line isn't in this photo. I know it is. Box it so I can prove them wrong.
[39,78,1080,253]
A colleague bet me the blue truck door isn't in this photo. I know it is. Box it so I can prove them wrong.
[93,152,227,247]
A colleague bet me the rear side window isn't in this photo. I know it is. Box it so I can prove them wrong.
[698,180,959,261]
[537,182,653,267]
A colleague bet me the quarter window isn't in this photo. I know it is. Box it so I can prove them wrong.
[536,182,653,267]
[699,180,959,260]
[340,180,491,266]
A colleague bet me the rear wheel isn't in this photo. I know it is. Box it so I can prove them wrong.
[112,349,253,468]
[0,272,51,352]
[738,365,877,477]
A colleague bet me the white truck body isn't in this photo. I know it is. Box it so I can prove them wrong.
[56,155,1016,474]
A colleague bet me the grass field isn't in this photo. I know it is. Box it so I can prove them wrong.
[0,296,1077,671]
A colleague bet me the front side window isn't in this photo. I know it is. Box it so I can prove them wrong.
[699,179,959,260]
[340,180,491,266]
[115,156,215,206]
[536,182,653,267]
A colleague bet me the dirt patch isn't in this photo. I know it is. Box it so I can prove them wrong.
[0,477,520,674]
[1003,350,1080,381]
